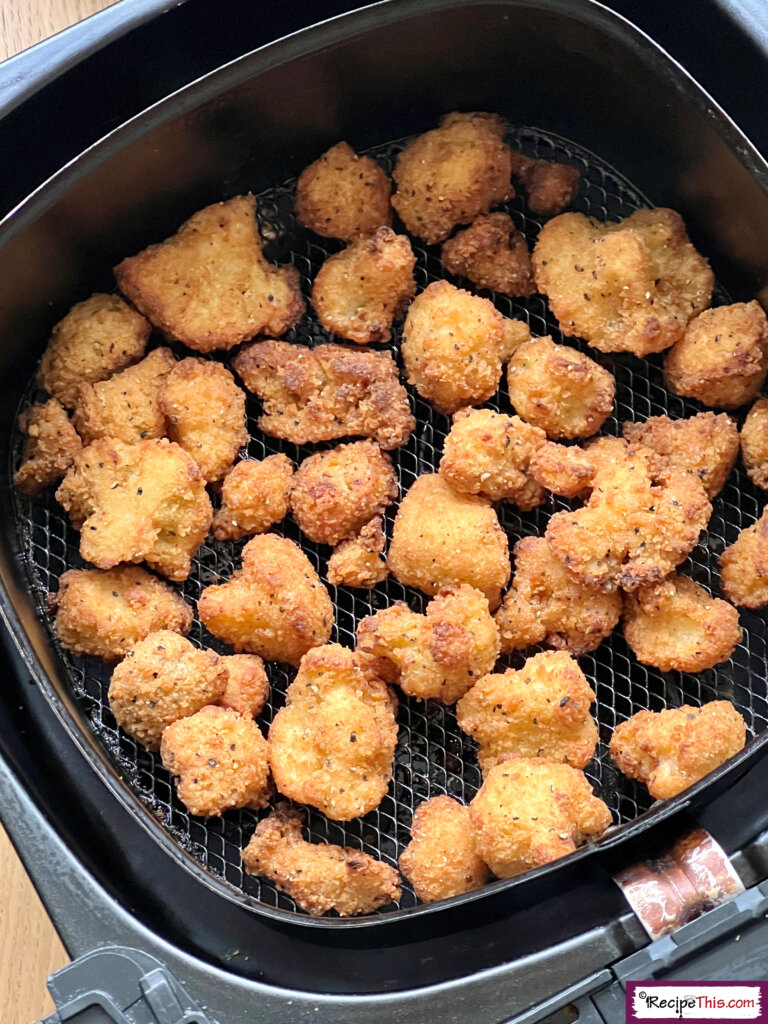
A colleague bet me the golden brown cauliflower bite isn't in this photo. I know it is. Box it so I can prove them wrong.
[439,408,547,509]
[501,317,533,362]
[457,650,599,774]
[311,227,416,345]
[212,455,294,541]
[14,399,82,496]
[507,336,615,440]
[294,142,392,242]
[399,796,491,903]
[55,438,212,582]
[401,280,506,414]
[441,213,535,297]
[268,644,398,820]
[622,574,742,673]
[217,654,270,718]
[326,516,389,589]
[469,756,612,879]
[609,702,747,800]
[115,195,304,353]
[664,301,768,410]
[72,347,176,445]
[108,631,228,750]
[197,534,333,665]
[357,584,500,704]
[741,398,768,489]
[232,340,414,449]
[52,566,192,662]
[719,507,768,609]
[387,474,510,609]
[290,440,398,546]
[509,152,581,217]
[37,293,150,410]
[529,439,599,499]
[533,209,713,357]
[161,705,271,817]
[392,112,514,245]
[495,536,622,655]
[242,803,401,917]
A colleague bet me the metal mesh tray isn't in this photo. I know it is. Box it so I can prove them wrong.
[11,125,768,918]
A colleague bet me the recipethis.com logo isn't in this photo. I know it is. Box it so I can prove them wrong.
[627,982,766,1021]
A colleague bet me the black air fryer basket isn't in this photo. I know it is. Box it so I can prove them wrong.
[3,2,768,1022]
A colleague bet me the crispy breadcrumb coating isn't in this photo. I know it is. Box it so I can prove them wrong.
[291,440,398,546]
[242,803,401,916]
[495,536,621,655]
[664,301,768,409]
[441,213,535,297]
[399,796,491,903]
[197,533,333,665]
[37,293,150,409]
[623,412,738,499]
[387,474,510,608]
[212,455,294,541]
[115,195,304,352]
[73,347,176,445]
[268,644,398,820]
[720,507,768,608]
[740,398,768,489]
[609,702,747,800]
[327,517,389,588]
[622,574,741,673]
[311,227,415,344]
[469,756,612,878]
[392,112,514,245]
[232,340,414,449]
[294,142,392,241]
[217,654,270,718]
[14,399,82,496]
[533,209,713,356]
[530,436,653,499]
[501,318,533,362]
[439,408,547,508]
[160,357,248,483]
[457,651,598,774]
[108,631,227,750]
[52,566,192,661]
[509,152,581,217]
[357,584,500,704]
[401,281,506,414]
[55,438,212,582]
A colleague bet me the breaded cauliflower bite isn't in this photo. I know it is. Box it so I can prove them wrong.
[457,651,599,774]
[469,756,612,878]
[399,796,491,903]
[56,438,212,582]
[242,803,401,916]
[160,357,248,483]
[197,533,333,665]
[623,412,739,499]
[73,347,176,445]
[495,536,621,655]
[52,566,192,661]
[664,301,768,409]
[741,398,768,489]
[622,574,741,673]
[401,281,506,414]
[392,112,514,245]
[291,440,398,546]
[719,507,768,609]
[501,317,533,362]
[37,293,150,410]
[533,209,713,357]
[311,228,416,344]
[529,440,599,498]
[357,584,500,704]
[387,474,510,608]
[108,631,228,750]
[327,516,389,589]
[439,408,547,508]
[115,195,304,353]
[232,340,414,449]
[507,336,615,440]
[609,702,747,800]
[217,654,270,718]
[212,455,294,541]
[294,142,392,242]
[441,213,535,297]
[509,151,581,217]
[268,645,398,820]
[14,399,82,496]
